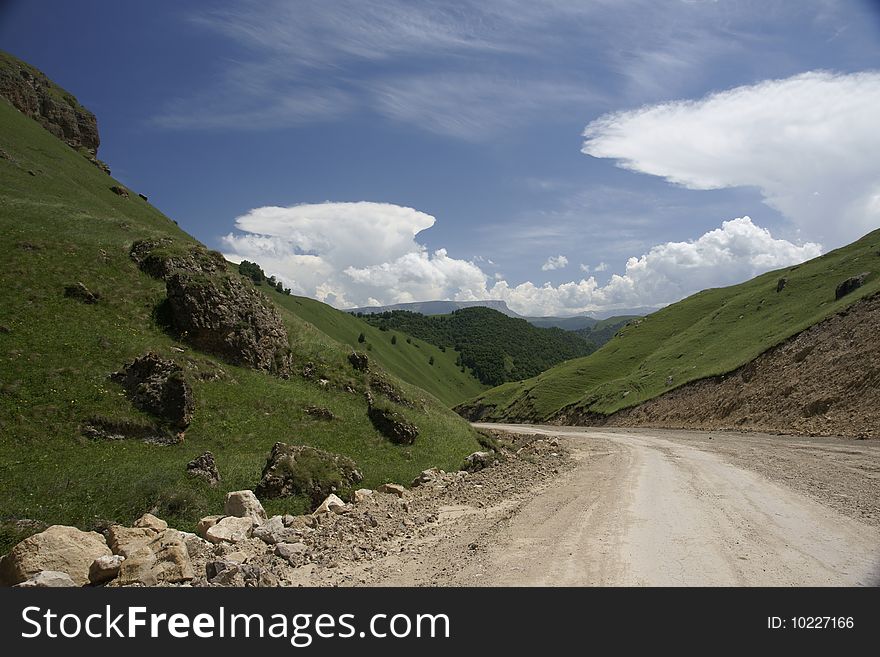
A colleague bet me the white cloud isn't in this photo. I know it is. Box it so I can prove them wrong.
[579,263,590,272]
[582,70,880,246]
[594,262,609,272]
[222,203,821,316]
[487,217,821,315]
[541,255,569,271]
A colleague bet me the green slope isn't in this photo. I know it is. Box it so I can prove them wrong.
[0,93,481,551]
[271,294,487,407]
[360,307,596,386]
[573,315,641,348]
[460,234,880,422]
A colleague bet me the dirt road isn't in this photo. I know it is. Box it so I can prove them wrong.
[449,425,880,586]
[348,425,880,587]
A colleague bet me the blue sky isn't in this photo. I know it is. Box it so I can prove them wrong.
[2,1,879,314]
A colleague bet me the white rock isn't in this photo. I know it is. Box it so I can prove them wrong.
[88,554,125,585]
[353,488,374,504]
[0,525,112,586]
[313,493,347,515]
[14,570,78,588]
[223,490,267,523]
[205,516,255,544]
[196,515,224,538]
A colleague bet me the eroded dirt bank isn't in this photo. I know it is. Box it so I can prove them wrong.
[572,293,880,439]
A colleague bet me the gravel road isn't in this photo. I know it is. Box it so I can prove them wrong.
[449,425,880,586]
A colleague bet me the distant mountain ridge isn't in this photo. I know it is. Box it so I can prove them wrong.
[350,299,523,318]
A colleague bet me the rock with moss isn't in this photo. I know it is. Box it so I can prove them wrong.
[368,403,419,445]
[165,272,293,376]
[129,238,227,281]
[255,442,363,506]
[110,352,194,433]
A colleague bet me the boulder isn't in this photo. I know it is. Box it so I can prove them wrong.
[463,451,495,473]
[776,277,787,293]
[377,483,406,498]
[110,185,129,198]
[835,272,870,300]
[186,451,220,485]
[133,513,168,532]
[348,352,369,371]
[63,282,100,304]
[0,525,111,587]
[14,571,78,588]
[254,442,363,506]
[353,488,374,503]
[368,405,419,445]
[313,493,347,515]
[165,272,293,376]
[205,516,255,544]
[115,531,194,586]
[223,490,267,523]
[252,515,285,544]
[88,554,125,585]
[196,515,224,539]
[110,352,193,432]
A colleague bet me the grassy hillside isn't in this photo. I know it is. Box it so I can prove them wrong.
[272,294,487,406]
[0,94,481,552]
[573,315,641,348]
[360,307,595,386]
[460,233,880,422]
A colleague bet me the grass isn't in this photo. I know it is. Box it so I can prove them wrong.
[463,229,880,422]
[0,98,481,552]
[272,294,486,407]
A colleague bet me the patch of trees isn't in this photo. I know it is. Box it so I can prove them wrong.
[362,307,595,386]
[238,260,291,295]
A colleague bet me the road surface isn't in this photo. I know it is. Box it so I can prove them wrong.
[442,425,880,586]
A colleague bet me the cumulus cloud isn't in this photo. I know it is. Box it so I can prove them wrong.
[222,203,821,316]
[582,71,880,246]
[541,255,569,271]
[594,262,609,272]
[579,263,590,272]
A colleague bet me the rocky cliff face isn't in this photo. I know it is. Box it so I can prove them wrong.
[0,51,108,171]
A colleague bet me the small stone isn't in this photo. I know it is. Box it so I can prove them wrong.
[313,493,347,515]
[353,488,374,503]
[377,483,406,497]
[196,515,224,538]
[187,451,220,485]
[88,554,125,584]
[133,513,168,532]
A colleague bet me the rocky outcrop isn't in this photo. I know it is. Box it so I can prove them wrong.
[835,272,869,300]
[0,51,108,171]
[187,451,220,485]
[165,272,294,376]
[0,525,112,586]
[368,404,419,444]
[111,352,194,433]
[129,238,228,281]
[348,352,369,371]
[255,442,363,506]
